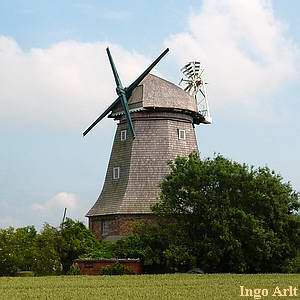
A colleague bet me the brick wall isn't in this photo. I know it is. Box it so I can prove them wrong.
[89,214,155,240]
[75,259,143,275]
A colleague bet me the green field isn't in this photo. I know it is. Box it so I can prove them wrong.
[0,274,299,299]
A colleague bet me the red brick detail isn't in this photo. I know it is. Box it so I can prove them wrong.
[74,259,143,275]
[89,214,155,240]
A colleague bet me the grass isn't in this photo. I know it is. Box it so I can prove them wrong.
[0,274,299,300]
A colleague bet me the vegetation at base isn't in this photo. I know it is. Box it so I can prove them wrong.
[0,274,299,300]
[0,154,299,276]
[115,154,300,273]
[0,226,37,276]
[66,264,81,275]
[100,263,134,275]
[0,219,113,276]
[112,226,196,273]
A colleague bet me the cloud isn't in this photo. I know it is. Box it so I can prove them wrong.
[0,36,150,130]
[31,192,88,227]
[1,0,298,129]
[165,0,299,117]
[32,192,79,211]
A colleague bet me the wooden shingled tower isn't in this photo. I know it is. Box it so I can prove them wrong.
[83,48,211,240]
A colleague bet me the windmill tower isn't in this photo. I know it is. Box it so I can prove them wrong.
[84,49,211,240]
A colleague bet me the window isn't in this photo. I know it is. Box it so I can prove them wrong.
[120,129,127,141]
[178,129,186,140]
[101,220,110,236]
[113,167,120,179]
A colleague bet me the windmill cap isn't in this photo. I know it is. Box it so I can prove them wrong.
[111,74,201,116]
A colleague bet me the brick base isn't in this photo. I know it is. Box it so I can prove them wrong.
[88,214,155,240]
[75,259,143,275]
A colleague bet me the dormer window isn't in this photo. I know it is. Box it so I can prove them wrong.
[113,167,120,179]
[121,130,127,141]
[178,129,186,140]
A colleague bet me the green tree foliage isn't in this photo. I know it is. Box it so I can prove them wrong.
[31,224,61,276]
[113,225,168,273]
[59,218,112,273]
[0,219,113,276]
[66,264,81,275]
[32,219,113,275]
[113,224,195,273]
[163,244,196,273]
[0,226,37,276]
[0,227,19,276]
[14,226,37,271]
[115,154,299,273]
[151,153,300,273]
[100,263,134,275]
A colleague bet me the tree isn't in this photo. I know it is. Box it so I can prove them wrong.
[59,218,112,273]
[14,226,37,271]
[113,224,169,273]
[151,153,300,273]
[0,226,37,276]
[31,224,61,276]
[0,227,19,276]
[113,222,196,273]
[33,219,113,275]
[0,219,113,276]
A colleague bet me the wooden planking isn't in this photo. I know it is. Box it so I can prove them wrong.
[86,110,198,217]
[111,74,198,117]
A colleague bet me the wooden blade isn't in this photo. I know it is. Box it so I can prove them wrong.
[83,97,120,136]
[119,92,135,138]
[107,47,134,137]
[83,48,169,137]
[126,48,169,94]
[106,47,123,89]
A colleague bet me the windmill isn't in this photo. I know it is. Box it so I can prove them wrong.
[84,48,211,240]
[179,61,212,124]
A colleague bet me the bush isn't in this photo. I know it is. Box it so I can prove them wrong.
[79,245,114,260]
[164,245,196,272]
[59,218,114,273]
[31,224,62,276]
[100,263,134,275]
[0,226,37,276]
[112,225,169,273]
[66,264,81,275]
[16,271,34,277]
[0,219,115,276]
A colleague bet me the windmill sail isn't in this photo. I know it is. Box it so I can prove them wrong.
[83,48,169,137]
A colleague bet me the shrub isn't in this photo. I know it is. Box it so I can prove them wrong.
[31,224,62,276]
[100,263,134,275]
[59,218,114,273]
[66,264,81,275]
[0,226,36,276]
[164,245,196,272]
[16,271,34,277]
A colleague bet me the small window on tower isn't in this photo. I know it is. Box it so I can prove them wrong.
[178,129,186,140]
[113,167,120,179]
[121,130,127,141]
[101,220,110,236]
